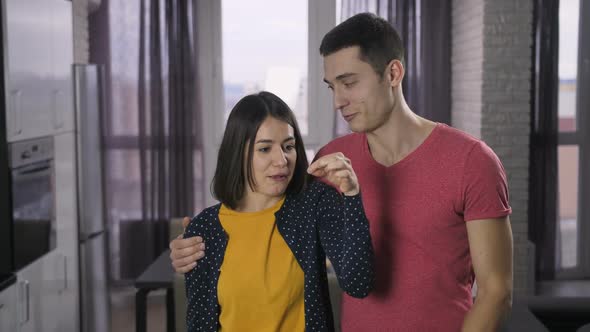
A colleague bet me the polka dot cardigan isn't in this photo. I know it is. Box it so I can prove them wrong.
[184,180,374,331]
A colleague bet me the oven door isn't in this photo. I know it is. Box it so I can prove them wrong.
[10,140,56,271]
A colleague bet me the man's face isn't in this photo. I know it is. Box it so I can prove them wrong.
[323,46,395,133]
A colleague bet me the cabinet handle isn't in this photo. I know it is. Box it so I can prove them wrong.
[18,280,30,325]
[52,89,65,129]
[26,280,29,323]
[9,90,22,136]
[25,280,30,323]
[18,281,24,324]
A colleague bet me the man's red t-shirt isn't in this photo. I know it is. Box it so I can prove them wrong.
[316,123,511,332]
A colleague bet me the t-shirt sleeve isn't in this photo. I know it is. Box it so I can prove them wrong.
[313,145,330,161]
[462,141,512,221]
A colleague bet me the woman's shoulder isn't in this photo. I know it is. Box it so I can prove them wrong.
[286,180,338,206]
[186,203,222,232]
[306,179,335,194]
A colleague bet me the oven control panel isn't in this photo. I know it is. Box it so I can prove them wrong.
[8,137,54,168]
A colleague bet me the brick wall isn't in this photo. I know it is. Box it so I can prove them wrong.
[451,0,485,138]
[452,0,534,296]
[73,0,90,64]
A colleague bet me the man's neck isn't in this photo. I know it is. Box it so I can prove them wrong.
[366,105,436,167]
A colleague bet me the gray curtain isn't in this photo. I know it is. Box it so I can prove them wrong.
[91,0,203,282]
[137,0,202,264]
[336,0,451,137]
[529,0,559,281]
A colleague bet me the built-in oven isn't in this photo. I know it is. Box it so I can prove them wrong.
[0,132,13,286]
[8,136,56,270]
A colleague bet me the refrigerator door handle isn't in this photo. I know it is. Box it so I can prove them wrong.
[9,89,23,136]
[63,255,68,291]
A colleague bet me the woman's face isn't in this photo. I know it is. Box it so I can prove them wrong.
[244,116,297,201]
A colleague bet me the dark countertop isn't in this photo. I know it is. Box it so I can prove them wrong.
[513,282,590,332]
[0,274,16,293]
[501,300,551,332]
[134,249,174,289]
[537,280,590,298]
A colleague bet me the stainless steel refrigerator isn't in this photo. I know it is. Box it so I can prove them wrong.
[74,64,111,332]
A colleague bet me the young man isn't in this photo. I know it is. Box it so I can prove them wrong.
[170,13,513,331]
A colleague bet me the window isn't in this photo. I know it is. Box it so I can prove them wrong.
[198,0,336,206]
[557,145,578,268]
[99,0,205,281]
[556,0,590,277]
[222,0,309,134]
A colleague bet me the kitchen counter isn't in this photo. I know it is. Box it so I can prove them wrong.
[0,274,16,293]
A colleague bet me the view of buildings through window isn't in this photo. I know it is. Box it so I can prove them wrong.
[557,0,580,269]
[222,0,309,135]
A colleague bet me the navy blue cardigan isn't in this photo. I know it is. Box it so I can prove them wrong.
[184,180,374,331]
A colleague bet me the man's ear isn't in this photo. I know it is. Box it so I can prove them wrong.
[387,59,405,88]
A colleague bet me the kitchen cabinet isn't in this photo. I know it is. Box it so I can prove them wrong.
[13,132,79,331]
[3,0,74,142]
[0,281,18,332]
[16,251,62,332]
[14,252,76,332]
[54,131,79,331]
[50,0,75,135]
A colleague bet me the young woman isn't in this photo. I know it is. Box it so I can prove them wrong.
[184,91,373,332]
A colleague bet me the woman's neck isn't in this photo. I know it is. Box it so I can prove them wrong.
[235,193,285,213]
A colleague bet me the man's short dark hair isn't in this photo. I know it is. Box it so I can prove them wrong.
[212,91,309,209]
[320,12,405,76]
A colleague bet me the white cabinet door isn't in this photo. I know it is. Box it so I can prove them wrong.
[3,0,74,142]
[50,0,75,134]
[0,282,18,332]
[3,0,54,142]
[55,253,79,332]
[16,252,62,332]
[53,132,79,331]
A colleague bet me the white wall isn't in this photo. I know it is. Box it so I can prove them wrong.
[73,0,90,64]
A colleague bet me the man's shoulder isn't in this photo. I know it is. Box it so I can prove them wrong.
[318,132,364,156]
[434,125,507,186]
[434,123,493,156]
[436,123,481,145]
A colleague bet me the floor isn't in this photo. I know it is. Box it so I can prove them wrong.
[110,286,168,332]
[106,280,590,332]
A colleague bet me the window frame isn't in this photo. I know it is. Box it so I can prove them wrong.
[556,0,590,279]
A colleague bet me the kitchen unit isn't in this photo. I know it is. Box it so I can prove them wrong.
[1,0,80,331]
[0,0,16,327]
[0,275,18,332]
[8,137,69,331]
[9,137,56,271]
